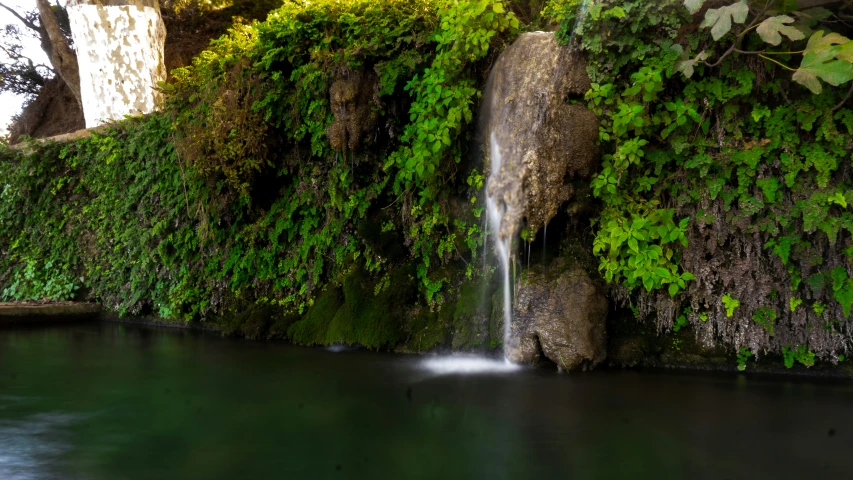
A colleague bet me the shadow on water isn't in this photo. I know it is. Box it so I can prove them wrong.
[1,322,852,479]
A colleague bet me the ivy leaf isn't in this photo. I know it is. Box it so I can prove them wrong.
[700,0,749,41]
[684,0,705,15]
[792,31,853,94]
[756,15,805,46]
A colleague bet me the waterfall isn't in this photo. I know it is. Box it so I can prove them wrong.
[475,28,599,363]
[485,133,514,356]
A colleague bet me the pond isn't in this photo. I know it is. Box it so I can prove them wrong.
[0,322,851,479]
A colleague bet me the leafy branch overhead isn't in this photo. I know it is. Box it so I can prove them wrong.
[681,0,853,94]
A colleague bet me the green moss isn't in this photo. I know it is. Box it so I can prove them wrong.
[451,278,490,350]
[325,267,414,349]
[404,303,452,352]
[286,286,344,346]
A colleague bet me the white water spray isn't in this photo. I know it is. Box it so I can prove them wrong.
[485,133,514,358]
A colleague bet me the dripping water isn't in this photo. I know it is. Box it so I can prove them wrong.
[568,0,593,45]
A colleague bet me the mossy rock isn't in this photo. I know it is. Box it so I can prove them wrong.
[217,300,279,340]
[403,299,454,353]
[285,286,344,345]
[325,266,415,349]
[450,277,491,350]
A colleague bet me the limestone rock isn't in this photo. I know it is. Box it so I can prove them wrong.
[507,261,608,370]
[67,0,167,128]
[484,31,599,239]
[327,70,378,151]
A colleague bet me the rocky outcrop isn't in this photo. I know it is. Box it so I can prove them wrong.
[507,261,608,370]
[483,31,599,240]
[326,70,378,152]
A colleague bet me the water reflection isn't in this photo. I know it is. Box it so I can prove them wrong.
[0,323,852,479]
[0,412,83,480]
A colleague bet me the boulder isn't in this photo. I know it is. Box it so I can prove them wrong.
[483,31,599,240]
[507,261,608,370]
[326,70,378,152]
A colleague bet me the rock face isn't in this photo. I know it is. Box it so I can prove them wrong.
[507,261,608,370]
[484,31,599,239]
[326,70,378,152]
[67,0,167,128]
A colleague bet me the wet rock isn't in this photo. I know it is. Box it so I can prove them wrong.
[451,280,491,350]
[327,70,378,152]
[484,31,599,240]
[507,261,607,370]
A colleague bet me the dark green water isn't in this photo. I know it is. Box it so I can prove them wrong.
[1,323,852,479]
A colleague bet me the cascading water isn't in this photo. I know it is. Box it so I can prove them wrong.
[474,28,600,366]
[485,133,515,358]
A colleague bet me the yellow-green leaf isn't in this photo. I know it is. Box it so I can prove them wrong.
[793,31,853,94]
[700,0,749,41]
[756,15,805,46]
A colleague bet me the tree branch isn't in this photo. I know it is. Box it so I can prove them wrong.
[35,0,80,107]
[833,83,853,111]
[0,2,39,31]
[704,0,776,68]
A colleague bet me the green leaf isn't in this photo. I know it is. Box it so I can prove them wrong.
[835,278,853,317]
[669,283,680,297]
[700,0,749,41]
[756,15,805,46]
[792,31,853,94]
[684,0,705,15]
[803,30,849,55]
[793,7,834,29]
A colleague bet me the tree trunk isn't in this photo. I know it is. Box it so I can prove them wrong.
[36,0,81,109]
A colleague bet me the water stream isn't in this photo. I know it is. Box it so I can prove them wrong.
[485,133,514,358]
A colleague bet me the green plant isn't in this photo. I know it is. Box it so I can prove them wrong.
[789,296,802,312]
[722,293,740,317]
[782,344,816,368]
[673,309,689,332]
[752,307,777,335]
[737,346,752,371]
[545,0,853,360]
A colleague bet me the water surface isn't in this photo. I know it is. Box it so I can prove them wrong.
[1,323,851,479]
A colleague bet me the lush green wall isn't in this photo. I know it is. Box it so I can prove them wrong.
[548,0,853,369]
[0,0,517,351]
[4,0,853,370]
